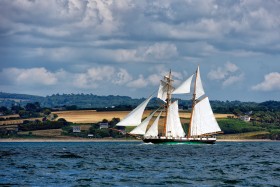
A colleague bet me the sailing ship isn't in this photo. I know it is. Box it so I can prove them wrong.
[116,66,222,144]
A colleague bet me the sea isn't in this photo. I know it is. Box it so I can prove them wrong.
[0,141,279,187]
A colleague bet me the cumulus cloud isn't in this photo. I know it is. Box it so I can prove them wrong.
[252,72,280,91]
[73,66,133,88]
[208,62,238,80]
[0,67,58,86]
[112,68,133,85]
[0,66,134,90]
[143,43,178,60]
[222,74,244,87]
[208,62,243,86]
[147,74,162,86]
[0,0,279,100]
[115,43,178,63]
[1,1,279,54]
[127,75,148,88]
[23,47,84,62]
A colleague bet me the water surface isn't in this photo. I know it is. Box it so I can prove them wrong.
[0,141,279,186]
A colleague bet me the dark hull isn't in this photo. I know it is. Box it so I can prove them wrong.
[143,138,216,144]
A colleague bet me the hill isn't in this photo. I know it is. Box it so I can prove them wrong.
[0,92,279,140]
[1,92,280,113]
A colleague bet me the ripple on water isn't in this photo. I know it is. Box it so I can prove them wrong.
[0,142,279,186]
[54,151,83,158]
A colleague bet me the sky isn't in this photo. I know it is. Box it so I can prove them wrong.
[0,0,279,102]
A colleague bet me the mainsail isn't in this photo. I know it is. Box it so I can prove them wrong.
[172,74,194,94]
[130,110,158,135]
[145,111,162,137]
[116,95,152,126]
[195,66,205,99]
[190,97,221,136]
[166,101,186,137]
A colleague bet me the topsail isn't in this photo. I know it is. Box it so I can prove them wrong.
[172,74,194,94]
[195,66,205,99]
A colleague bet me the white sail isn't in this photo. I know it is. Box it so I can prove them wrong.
[172,74,194,94]
[130,110,157,135]
[195,66,205,99]
[190,97,221,136]
[145,111,162,137]
[157,80,168,102]
[116,95,152,126]
[166,101,186,137]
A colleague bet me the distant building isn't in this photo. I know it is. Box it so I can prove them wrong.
[72,126,81,133]
[240,115,251,122]
[99,123,109,129]
[51,107,66,111]
[88,134,94,138]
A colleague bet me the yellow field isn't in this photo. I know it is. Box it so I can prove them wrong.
[53,110,233,123]
[53,110,152,123]
[0,114,20,119]
[0,118,42,126]
[19,129,63,137]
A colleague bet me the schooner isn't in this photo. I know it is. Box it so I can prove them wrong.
[116,66,222,144]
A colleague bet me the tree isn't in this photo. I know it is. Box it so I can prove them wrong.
[25,102,41,112]
[0,106,8,113]
[43,109,51,115]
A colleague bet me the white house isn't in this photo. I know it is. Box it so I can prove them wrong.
[99,123,109,129]
[240,115,251,122]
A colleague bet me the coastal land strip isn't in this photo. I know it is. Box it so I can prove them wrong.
[0,138,276,143]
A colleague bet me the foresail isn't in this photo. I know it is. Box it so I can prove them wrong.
[130,110,157,135]
[172,74,194,94]
[195,66,205,99]
[157,80,168,102]
[166,101,185,137]
[190,97,221,136]
[145,111,162,137]
[116,95,152,126]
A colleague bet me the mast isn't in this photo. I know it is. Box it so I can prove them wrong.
[163,70,172,136]
[188,67,198,138]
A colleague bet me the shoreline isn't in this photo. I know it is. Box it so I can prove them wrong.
[0,138,277,143]
[216,139,275,142]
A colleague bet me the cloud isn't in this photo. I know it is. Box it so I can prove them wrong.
[208,62,243,86]
[222,74,244,87]
[127,75,148,88]
[112,68,133,85]
[208,62,238,80]
[0,66,134,90]
[143,43,178,60]
[147,74,162,86]
[252,72,280,91]
[23,47,84,62]
[73,66,117,88]
[1,0,280,54]
[0,67,58,86]
[115,43,178,63]
[0,0,279,101]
